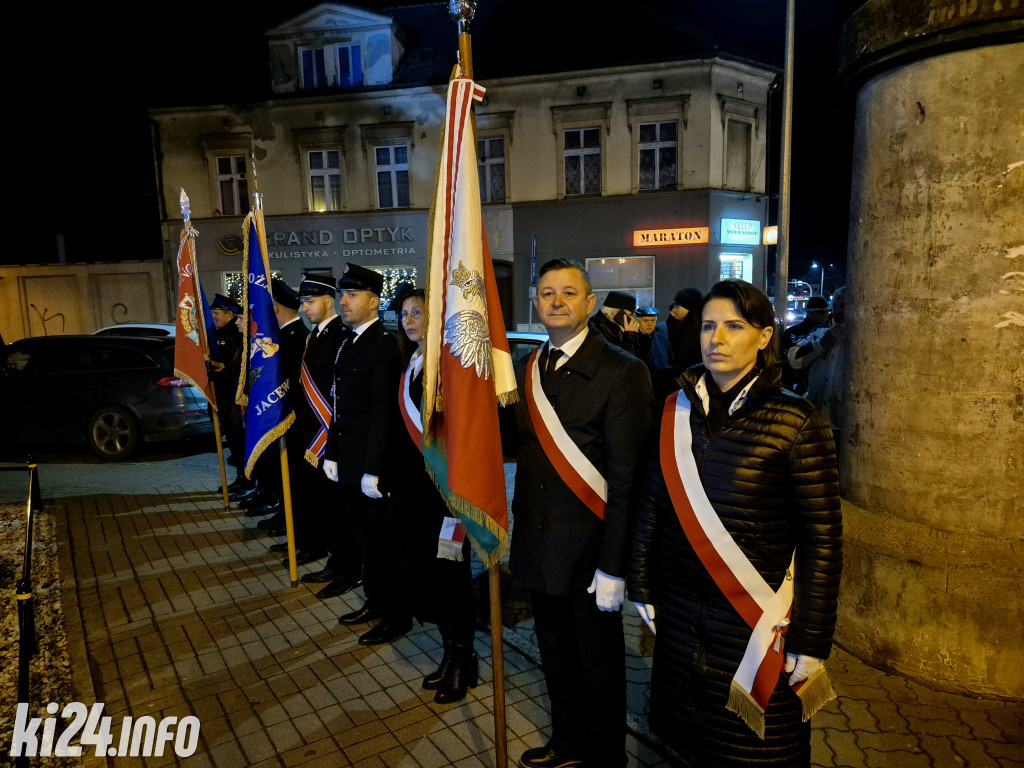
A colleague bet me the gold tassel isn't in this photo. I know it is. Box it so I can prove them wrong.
[726,682,767,740]
[796,666,837,722]
[497,389,520,407]
[436,538,464,561]
[304,450,320,468]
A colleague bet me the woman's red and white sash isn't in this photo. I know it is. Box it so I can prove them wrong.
[400,357,468,561]
[660,389,796,738]
[399,364,423,454]
[524,348,607,519]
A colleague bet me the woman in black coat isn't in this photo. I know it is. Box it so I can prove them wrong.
[389,284,478,704]
[628,280,842,767]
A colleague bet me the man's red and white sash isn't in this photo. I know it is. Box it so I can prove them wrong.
[524,348,607,519]
[660,389,795,738]
[300,344,332,467]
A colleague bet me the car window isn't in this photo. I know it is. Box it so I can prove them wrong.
[4,349,32,374]
[7,344,94,375]
[509,339,543,369]
[98,345,158,370]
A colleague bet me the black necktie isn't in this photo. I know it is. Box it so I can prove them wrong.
[546,347,562,379]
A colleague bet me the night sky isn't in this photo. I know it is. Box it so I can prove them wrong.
[18,0,862,290]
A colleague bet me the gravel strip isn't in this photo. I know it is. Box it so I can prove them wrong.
[1,499,80,766]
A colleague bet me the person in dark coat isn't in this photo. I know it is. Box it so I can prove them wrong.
[209,293,248,491]
[628,279,842,768]
[323,263,408,645]
[289,273,361,590]
[388,282,479,703]
[658,287,703,369]
[503,259,654,768]
[779,295,831,394]
[589,290,641,357]
[255,280,309,535]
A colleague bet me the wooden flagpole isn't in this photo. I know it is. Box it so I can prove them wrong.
[451,3,508,766]
[210,394,231,510]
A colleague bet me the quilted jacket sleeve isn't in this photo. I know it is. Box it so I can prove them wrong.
[784,408,843,658]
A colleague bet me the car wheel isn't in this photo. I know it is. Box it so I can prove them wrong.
[88,406,140,461]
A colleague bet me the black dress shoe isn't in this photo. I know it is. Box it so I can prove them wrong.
[225,478,247,493]
[239,494,272,510]
[518,747,584,768]
[339,603,379,625]
[257,512,285,530]
[229,487,259,503]
[300,567,340,584]
[282,550,324,567]
[358,618,412,646]
[315,578,360,599]
[269,542,289,553]
[245,502,282,518]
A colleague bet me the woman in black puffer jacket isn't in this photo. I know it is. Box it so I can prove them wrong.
[628,280,842,768]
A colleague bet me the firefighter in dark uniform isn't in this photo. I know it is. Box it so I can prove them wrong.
[209,293,248,495]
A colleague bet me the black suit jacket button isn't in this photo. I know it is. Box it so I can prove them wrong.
[539,482,547,491]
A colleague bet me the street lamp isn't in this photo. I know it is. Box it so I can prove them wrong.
[811,261,823,296]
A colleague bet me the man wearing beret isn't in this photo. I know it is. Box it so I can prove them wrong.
[589,291,641,358]
[323,263,409,645]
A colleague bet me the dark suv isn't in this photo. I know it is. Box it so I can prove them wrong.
[1,335,213,460]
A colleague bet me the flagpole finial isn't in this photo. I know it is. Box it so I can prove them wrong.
[449,0,475,34]
[250,154,264,210]
[180,188,192,226]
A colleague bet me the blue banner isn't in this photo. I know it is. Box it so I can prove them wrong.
[242,212,295,478]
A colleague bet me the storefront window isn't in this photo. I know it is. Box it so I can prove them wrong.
[585,256,654,309]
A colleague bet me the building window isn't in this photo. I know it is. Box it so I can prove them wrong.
[638,121,677,190]
[719,252,752,282]
[564,128,601,197]
[724,120,752,191]
[300,43,363,90]
[478,137,506,203]
[375,144,410,209]
[217,156,249,216]
[585,256,655,309]
[308,150,342,212]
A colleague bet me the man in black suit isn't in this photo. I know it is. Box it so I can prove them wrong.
[322,263,408,646]
[505,259,654,768]
[283,273,362,591]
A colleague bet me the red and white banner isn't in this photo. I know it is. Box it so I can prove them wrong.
[421,75,516,568]
[524,348,607,519]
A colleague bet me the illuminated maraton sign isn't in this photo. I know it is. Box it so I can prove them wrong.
[763,226,778,245]
[721,218,761,245]
[633,227,709,247]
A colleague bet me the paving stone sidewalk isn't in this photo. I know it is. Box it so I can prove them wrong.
[3,449,1022,767]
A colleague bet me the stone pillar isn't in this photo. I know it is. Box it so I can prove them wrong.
[839,2,1024,697]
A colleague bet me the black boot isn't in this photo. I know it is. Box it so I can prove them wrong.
[433,642,478,704]
[423,632,453,691]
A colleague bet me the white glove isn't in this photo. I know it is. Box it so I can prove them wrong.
[587,568,625,612]
[634,602,656,635]
[785,653,824,684]
[323,459,338,482]
[360,473,383,499]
